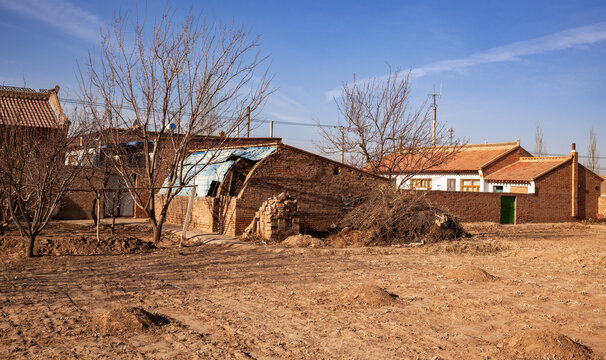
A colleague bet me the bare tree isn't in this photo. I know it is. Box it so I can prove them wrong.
[317,68,460,186]
[535,121,546,157]
[0,188,8,236]
[0,125,84,257]
[79,8,272,242]
[586,125,599,173]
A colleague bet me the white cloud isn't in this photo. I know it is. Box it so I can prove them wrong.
[0,0,103,42]
[326,21,606,99]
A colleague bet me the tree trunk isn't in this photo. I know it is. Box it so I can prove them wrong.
[152,210,167,243]
[111,214,116,235]
[25,234,36,258]
[152,222,162,243]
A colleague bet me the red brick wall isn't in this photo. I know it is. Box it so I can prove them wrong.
[234,145,388,235]
[424,160,602,223]
[578,165,603,219]
[482,147,531,176]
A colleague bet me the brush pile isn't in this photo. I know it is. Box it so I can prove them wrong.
[336,185,467,245]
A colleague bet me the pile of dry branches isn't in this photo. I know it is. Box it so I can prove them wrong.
[338,185,467,245]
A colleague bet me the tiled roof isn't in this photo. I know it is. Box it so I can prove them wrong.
[484,156,570,182]
[379,141,520,173]
[0,86,60,128]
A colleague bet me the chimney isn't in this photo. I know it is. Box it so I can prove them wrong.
[570,142,579,217]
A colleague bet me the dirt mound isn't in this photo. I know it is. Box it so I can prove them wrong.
[447,265,497,281]
[430,239,508,255]
[504,330,594,359]
[90,307,169,335]
[37,236,155,256]
[325,228,371,247]
[337,284,398,306]
[281,234,324,248]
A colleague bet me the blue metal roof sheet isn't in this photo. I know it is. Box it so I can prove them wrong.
[159,146,277,197]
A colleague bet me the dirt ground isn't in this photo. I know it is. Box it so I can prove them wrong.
[1,222,606,359]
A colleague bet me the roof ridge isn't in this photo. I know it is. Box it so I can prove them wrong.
[480,146,520,169]
[460,141,519,148]
[520,156,570,162]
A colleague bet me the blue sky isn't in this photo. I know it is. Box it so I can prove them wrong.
[1,0,605,172]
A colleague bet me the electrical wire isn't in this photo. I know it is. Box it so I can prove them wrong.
[59,97,343,129]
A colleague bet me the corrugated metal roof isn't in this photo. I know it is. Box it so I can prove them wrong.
[160,146,277,197]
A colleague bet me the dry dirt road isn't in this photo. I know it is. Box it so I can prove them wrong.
[1,222,606,359]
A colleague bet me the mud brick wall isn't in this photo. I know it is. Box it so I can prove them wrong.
[235,145,388,235]
[599,197,606,218]
[158,194,237,234]
[56,170,105,220]
[58,136,281,220]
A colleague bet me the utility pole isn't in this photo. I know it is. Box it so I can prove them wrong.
[246,106,251,138]
[340,126,345,163]
[270,120,274,137]
[429,86,441,146]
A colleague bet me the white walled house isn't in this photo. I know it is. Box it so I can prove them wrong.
[381,140,539,193]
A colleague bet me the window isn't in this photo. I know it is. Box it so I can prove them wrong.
[410,178,432,190]
[493,185,504,193]
[447,179,456,191]
[461,179,480,192]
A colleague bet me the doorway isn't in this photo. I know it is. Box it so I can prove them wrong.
[104,175,134,217]
[500,196,516,224]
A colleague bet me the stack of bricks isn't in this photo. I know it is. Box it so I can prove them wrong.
[246,192,300,240]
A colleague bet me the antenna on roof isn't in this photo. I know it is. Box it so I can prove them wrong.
[429,85,441,146]
[448,128,454,145]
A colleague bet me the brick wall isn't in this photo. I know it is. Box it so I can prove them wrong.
[55,170,104,219]
[158,194,238,234]
[531,160,577,222]
[60,136,281,220]
[423,160,602,223]
[231,145,388,235]
[599,197,606,218]
[578,165,603,219]
[482,147,531,176]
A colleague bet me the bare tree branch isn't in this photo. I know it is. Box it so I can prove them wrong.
[317,67,462,187]
[78,7,273,242]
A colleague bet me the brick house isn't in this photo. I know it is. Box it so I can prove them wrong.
[58,129,282,220]
[157,142,388,236]
[599,175,606,218]
[381,140,602,223]
[386,140,531,192]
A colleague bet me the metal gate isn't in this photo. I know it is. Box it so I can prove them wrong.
[500,196,516,224]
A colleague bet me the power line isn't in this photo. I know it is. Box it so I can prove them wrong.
[544,152,606,160]
[59,97,343,129]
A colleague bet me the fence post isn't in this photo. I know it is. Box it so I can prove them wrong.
[181,185,197,246]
